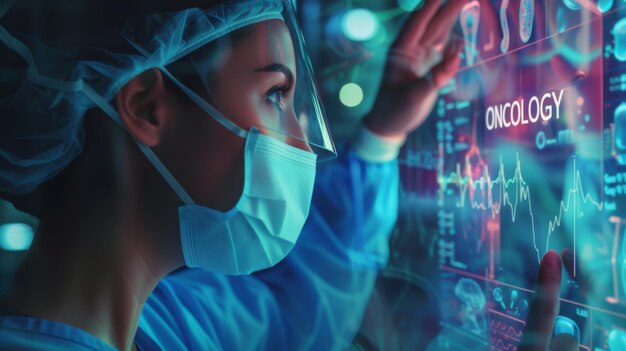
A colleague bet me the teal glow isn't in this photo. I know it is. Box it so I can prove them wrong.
[341,9,380,42]
[616,103,626,149]
[556,6,567,33]
[0,223,34,251]
[609,329,626,351]
[581,244,595,262]
[614,18,626,62]
[597,0,614,13]
[339,83,364,108]
[563,0,582,10]
[397,0,424,12]
[521,43,601,66]
[622,225,626,296]
[561,0,613,13]
[536,131,546,150]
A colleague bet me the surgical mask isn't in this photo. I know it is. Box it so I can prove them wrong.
[180,129,316,274]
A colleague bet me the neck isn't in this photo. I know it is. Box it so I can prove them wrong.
[1,209,175,351]
[0,117,185,350]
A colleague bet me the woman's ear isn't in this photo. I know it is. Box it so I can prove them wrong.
[114,68,175,147]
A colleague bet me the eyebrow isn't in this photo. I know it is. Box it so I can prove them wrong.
[255,63,295,89]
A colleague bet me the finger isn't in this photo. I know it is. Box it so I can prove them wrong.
[392,0,442,51]
[420,0,466,48]
[430,37,462,87]
[550,334,579,351]
[519,250,563,351]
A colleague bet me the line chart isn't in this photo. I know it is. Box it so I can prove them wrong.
[437,154,603,263]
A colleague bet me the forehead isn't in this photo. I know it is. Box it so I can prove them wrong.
[229,19,295,66]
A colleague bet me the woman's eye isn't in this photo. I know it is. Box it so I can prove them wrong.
[266,88,285,112]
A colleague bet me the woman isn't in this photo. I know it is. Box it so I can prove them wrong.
[0,0,565,350]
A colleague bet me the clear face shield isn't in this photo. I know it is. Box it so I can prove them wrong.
[124,0,336,161]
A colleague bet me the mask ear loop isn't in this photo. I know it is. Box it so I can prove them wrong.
[159,67,249,139]
[123,35,249,140]
[80,84,197,207]
[0,24,197,207]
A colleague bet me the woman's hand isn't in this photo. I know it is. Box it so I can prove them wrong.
[364,0,465,138]
[519,250,579,351]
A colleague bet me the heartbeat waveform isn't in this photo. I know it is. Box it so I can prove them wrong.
[437,154,603,263]
[489,320,523,339]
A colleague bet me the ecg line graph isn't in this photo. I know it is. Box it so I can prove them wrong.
[437,153,603,263]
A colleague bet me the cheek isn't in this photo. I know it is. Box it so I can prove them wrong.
[211,72,266,130]
[161,108,246,211]
[212,79,310,150]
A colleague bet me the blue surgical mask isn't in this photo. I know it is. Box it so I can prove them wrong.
[180,129,316,274]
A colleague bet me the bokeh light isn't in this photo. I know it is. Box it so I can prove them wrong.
[0,223,34,251]
[341,9,380,42]
[339,83,364,108]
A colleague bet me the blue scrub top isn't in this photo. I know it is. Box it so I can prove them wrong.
[0,146,399,350]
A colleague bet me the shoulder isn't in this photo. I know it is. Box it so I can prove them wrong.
[0,316,115,350]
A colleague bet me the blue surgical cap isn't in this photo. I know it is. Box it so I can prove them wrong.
[0,0,284,195]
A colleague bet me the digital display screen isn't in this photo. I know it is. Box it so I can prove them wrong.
[398,1,626,349]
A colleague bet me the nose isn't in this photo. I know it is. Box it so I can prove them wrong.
[285,134,313,153]
[283,107,313,153]
[287,137,312,153]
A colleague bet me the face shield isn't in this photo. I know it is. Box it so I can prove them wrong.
[124,0,336,160]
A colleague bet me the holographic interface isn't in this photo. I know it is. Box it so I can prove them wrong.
[398,1,626,350]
